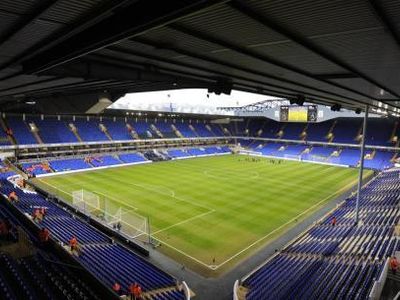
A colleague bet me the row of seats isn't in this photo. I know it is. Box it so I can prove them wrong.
[245,141,395,170]
[1,116,225,145]
[241,168,400,300]
[0,197,102,300]
[21,147,230,176]
[247,117,397,145]
[2,115,399,147]
[0,177,185,299]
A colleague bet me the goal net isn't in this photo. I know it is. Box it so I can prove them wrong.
[72,190,102,215]
[71,189,151,244]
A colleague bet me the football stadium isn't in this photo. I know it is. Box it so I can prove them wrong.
[1,1,400,300]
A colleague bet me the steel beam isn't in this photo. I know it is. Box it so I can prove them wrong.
[230,0,400,98]
[0,0,58,48]
[169,23,378,101]
[22,0,229,74]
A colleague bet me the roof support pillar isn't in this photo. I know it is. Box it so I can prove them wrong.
[355,104,369,225]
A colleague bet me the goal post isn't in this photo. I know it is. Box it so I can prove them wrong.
[71,189,153,245]
[72,189,102,215]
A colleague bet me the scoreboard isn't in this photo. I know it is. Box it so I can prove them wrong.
[280,105,318,122]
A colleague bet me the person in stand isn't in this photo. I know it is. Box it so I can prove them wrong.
[129,283,142,300]
[39,228,50,247]
[6,128,13,137]
[32,208,43,223]
[69,236,78,252]
[390,256,399,275]
[129,283,136,300]
[112,282,121,295]
[0,219,12,242]
[8,191,19,203]
[40,207,47,220]
[133,284,142,300]
[331,216,337,227]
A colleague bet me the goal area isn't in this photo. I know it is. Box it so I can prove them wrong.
[72,189,151,244]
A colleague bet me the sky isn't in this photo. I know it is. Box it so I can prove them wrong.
[110,89,279,115]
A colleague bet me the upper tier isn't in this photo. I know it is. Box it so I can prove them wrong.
[0,115,398,147]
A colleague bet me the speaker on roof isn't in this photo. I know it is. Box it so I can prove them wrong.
[331,104,342,112]
[290,95,305,106]
[208,79,232,95]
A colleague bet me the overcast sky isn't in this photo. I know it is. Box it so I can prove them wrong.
[110,89,279,114]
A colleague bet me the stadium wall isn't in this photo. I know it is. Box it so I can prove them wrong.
[172,152,231,160]
[369,257,390,300]
[237,150,350,168]
[35,160,152,177]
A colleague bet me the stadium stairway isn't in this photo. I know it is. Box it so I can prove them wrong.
[99,123,113,141]
[276,123,286,139]
[171,124,184,138]
[326,120,337,143]
[0,117,15,145]
[150,124,164,138]
[125,122,139,139]
[26,121,44,144]
[204,124,216,136]
[68,122,84,142]
[381,270,400,300]
[142,286,188,300]
[188,124,199,137]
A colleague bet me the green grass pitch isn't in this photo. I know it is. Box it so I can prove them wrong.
[33,155,370,276]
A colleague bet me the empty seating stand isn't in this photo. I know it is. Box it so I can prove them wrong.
[73,119,107,142]
[102,119,133,141]
[119,153,147,164]
[90,156,121,167]
[0,252,102,300]
[49,158,91,172]
[241,168,400,300]
[7,117,37,145]
[0,178,185,299]
[28,117,77,144]
[0,128,11,146]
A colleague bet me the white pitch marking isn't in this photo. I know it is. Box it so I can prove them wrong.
[150,236,216,270]
[126,182,215,212]
[152,209,216,235]
[212,177,360,269]
[93,191,138,211]
[37,179,140,212]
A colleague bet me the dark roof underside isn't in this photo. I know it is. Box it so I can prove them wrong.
[0,0,400,114]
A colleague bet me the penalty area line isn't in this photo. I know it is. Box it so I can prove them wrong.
[152,209,216,235]
[93,191,138,211]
